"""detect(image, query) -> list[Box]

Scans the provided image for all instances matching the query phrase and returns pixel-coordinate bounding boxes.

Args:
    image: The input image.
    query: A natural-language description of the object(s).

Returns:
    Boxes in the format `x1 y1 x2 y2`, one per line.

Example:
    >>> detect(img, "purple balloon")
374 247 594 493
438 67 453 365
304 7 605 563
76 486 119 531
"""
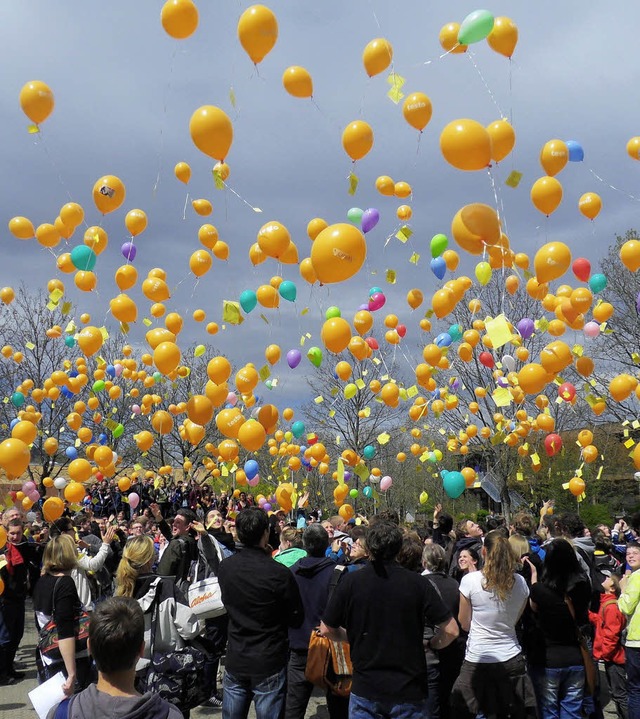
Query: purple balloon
287 349 302 369
361 208 380 234
517 318 535 339
358 303 369 311
121 242 137 261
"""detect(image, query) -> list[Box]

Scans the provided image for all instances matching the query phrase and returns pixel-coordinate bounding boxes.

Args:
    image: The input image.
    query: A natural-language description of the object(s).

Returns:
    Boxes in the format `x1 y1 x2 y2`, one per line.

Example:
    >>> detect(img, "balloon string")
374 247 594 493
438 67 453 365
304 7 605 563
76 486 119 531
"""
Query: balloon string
182 192 190 220
588 167 640 202
221 181 263 213
466 50 505 118
153 46 178 198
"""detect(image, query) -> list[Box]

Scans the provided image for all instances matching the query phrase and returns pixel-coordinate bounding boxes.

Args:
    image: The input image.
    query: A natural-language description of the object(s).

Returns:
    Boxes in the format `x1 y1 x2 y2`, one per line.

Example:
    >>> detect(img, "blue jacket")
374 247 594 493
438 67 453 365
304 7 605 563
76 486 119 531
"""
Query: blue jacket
288 556 337 650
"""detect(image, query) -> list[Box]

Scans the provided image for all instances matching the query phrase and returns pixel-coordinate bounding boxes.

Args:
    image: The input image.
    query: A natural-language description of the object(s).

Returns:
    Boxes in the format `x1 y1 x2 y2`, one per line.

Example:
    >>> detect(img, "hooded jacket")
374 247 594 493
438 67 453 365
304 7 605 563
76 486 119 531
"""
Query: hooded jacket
289 556 337 650
619 569 640 648
48 683 182 719
274 547 307 568
589 592 626 664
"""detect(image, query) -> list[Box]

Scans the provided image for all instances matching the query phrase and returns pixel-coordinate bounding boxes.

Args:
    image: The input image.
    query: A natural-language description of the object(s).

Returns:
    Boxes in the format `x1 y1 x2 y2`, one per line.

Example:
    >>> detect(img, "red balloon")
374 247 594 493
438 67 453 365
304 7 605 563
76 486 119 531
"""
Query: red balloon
396 324 407 338
479 351 495 369
365 337 379 350
544 433 563 457
558 382 576 402
95 471 104 482
572 258 591 283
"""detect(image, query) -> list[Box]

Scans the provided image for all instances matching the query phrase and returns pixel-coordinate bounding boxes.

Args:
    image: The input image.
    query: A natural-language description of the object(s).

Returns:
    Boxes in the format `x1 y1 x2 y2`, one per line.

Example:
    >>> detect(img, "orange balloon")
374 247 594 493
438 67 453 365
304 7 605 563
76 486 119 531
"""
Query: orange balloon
407 288 424 309
142 277 171 302
440 119 491 171
439 22 467 53
19 81 54 124
153 341 181 375
238 420 266 451
342 121 374 161
540 340 573 374
189 105 233 161
534 241 571 283
235 366 259 394
627 137 640 161
110 293 138 324
8 216 35 240
151 411 174 435
443 249 460 271
249 242 266 266
578 193 602 220
74 271 97 293
487 17 518 58
282 66 313 98
92 175 126 215
125 209 148 236
353 310 373 335
569 477 585 497
77 326 103 356
311 223 366 284
43 437 59 456
540 139 568 176
531 176 563 215
451 203 501 255
321 318 352 354
192 198 213 216
187 395 214 425
620 239 640 272
486 119 515 162
208 356 232 384
43 497 64 522
115 264 138 291
375 175 395 196
68 458 92 482
64 482 86 504
256 284 279 308
189 249 212 277
362 37 393 76
216 408 244 439
299 257 317 284
36 223 61 248
237 4 278 64
160 0 199 39
257 221 291 259
432 289 455 319
517 364 551 395
84 226 108 255
146 327 176 349
265 344 281 365
402 92 432 132
174 162 191 184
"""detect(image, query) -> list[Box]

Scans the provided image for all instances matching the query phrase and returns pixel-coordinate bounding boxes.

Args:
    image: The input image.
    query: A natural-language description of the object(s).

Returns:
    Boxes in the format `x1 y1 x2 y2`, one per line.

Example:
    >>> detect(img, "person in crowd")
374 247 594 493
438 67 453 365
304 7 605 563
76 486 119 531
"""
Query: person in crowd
592 528 624 574
346 526 369 572
451 529 535 719
512 511 547 562
526 537 592 719
149 504 198 588
286 524 347 719
448 518 483 577
453 546 480 583
47 597 182 719
0 517 44 683
422 543 465 719
218 507 304 719
590 572 627 719
33 535 94 694
397 533 425 573
273 526 307 567
206 508 235 555
432 503 454 550
321 521 459 719
619 542 640 719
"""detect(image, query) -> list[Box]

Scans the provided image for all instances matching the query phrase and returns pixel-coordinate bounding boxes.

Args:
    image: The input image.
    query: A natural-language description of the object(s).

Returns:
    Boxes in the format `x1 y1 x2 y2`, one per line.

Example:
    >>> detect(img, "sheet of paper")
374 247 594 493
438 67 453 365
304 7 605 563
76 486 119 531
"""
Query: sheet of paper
29 672 66 719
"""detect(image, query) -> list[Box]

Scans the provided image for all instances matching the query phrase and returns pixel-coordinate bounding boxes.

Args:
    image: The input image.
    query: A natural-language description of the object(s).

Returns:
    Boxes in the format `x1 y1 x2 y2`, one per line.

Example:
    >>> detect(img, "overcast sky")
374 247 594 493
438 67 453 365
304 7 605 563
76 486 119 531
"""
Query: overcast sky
2 1 640 405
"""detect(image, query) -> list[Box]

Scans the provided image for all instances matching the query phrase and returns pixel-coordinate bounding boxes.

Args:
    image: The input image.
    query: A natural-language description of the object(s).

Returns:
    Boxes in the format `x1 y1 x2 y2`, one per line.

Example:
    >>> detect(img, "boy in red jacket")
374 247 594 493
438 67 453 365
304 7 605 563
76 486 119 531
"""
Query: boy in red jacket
589 573 627 719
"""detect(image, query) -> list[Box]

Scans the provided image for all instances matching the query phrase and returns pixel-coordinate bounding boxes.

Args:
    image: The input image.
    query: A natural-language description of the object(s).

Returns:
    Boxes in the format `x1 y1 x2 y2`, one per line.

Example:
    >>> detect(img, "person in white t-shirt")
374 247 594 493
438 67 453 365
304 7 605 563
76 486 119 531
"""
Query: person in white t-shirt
451 529 538 719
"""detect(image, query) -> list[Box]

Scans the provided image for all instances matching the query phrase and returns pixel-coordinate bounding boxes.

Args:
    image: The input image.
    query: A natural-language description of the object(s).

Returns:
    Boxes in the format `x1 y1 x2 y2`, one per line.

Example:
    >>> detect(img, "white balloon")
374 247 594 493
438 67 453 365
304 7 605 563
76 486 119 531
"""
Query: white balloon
502 354 516 373
54 477 68 490
634 472 640 482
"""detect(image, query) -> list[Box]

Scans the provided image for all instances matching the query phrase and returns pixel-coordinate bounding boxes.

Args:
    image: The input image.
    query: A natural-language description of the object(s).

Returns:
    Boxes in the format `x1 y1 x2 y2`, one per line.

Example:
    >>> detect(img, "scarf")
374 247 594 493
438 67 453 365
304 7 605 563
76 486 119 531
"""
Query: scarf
4 542 25 575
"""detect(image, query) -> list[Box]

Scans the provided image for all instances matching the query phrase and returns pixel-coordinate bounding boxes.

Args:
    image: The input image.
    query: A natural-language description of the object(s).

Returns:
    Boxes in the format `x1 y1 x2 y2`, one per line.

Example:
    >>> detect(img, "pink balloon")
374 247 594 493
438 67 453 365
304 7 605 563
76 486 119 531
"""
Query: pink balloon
28 490 40 502
248 476 260 487
128 492 140 510
583 321 600 338
368 292 386 312
226 392 238 406
380 475 393 491
22 481 36 494
114 363 124 377
131 404 141 414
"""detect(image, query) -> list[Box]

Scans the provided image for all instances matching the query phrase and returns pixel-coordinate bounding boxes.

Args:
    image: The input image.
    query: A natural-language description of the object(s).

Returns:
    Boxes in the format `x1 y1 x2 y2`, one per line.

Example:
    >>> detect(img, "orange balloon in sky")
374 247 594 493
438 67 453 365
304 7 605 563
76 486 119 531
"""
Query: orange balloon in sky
362 38 393 77
311 224 367 284
161 0 199 39
237 4 278 64
342 121 374 161
93 175 126 215
189 105 233 161
530 176 563 215
534 242 571 283
439 23 467 53
282 66 313 98
486 119 515 162
402 93 432 132
451 203 501 255
19 81 54 124
540 139 568 176
487 17 518 58
440 119 491 171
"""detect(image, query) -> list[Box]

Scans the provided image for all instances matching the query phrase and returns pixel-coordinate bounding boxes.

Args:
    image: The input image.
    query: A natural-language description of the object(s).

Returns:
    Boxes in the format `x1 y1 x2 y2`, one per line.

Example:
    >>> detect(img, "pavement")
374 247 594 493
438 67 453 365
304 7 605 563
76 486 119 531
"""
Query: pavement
0 604 617 719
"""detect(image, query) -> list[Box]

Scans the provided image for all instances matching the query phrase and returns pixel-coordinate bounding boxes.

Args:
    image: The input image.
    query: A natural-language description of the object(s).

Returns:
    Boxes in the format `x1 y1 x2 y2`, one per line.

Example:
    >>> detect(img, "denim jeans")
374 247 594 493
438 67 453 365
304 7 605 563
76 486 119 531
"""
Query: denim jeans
222 667 286 719
531 665 585 719
626 647 640 719
349 691 429 719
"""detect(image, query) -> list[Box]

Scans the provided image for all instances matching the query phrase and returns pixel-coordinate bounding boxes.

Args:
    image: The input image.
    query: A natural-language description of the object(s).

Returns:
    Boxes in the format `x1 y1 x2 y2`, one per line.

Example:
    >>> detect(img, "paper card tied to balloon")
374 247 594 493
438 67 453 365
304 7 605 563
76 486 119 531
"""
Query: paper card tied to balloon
492 387 512 407
484 314 512 348
505 171 523 188
223 300 244 325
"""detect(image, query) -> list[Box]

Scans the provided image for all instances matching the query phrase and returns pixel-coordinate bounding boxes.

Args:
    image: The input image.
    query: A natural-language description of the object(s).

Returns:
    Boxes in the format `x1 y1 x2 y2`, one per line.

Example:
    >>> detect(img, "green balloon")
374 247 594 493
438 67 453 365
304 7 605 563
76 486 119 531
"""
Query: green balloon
349 488 358 498
70 244 97 271
458 9 495 45
307 346 323 367
347 207 364 224
92 380 105 392
153 372 163 382
325 306 341 319
430 233 448 258
113 423 124 439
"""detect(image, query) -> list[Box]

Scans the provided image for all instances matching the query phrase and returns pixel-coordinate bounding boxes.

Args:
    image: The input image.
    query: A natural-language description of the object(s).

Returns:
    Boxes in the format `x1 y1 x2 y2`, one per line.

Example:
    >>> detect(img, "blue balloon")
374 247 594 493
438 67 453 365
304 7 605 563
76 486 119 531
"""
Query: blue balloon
106 365 116 377
566 140 584 162
61 387 74 398
430 257 447 280
443 471 466 499
9 418 19 429
291 420 306 438
65 446 78 460
69 370 78 378
435 332 452 348
244 459 259 479
99 433 108 445
239 290 258 313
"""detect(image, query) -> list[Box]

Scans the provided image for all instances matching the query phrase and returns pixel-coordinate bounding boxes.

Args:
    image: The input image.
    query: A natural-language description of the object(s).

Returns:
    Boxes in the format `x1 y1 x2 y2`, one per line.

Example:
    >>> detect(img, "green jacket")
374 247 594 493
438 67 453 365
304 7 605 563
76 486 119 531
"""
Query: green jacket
618 569 640 647
273 547 307 568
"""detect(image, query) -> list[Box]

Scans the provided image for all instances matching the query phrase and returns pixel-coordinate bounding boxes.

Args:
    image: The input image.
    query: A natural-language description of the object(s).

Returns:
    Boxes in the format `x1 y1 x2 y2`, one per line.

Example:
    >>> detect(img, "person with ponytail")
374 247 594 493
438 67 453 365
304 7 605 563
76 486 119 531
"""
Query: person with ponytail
451 529 537 719
114 536 199 677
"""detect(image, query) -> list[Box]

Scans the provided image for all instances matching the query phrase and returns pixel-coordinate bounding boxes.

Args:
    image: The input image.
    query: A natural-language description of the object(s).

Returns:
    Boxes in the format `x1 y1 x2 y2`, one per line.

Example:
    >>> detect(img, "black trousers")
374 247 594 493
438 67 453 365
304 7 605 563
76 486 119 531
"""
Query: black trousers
1 600 25 671
285 649 348 719
604 661 628 719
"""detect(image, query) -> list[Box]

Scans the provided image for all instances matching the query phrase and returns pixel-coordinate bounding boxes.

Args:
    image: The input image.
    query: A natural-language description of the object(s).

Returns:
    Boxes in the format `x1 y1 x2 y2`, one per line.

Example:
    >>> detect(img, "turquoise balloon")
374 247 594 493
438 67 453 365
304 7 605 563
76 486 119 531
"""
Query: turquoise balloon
458 9 495 44
448 324 463 342
65 336 75 347
363 444 376 460
112 423 124 439
443 470 466 499
279 280 297 302
430 233 448 258
70 244 97 271
363 486 373 499
291 420 305 438
307 346 323 367
369 286 383 297
92 380 106 392
347 207 364 224
325 306 341 319
11 391 25 407
239 289 258 313
153 372 163 382
588 273 607 293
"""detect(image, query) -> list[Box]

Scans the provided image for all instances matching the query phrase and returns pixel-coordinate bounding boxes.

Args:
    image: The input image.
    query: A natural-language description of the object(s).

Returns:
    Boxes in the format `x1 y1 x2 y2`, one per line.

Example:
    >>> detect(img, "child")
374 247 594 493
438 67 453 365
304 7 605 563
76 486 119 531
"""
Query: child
589 572 627 719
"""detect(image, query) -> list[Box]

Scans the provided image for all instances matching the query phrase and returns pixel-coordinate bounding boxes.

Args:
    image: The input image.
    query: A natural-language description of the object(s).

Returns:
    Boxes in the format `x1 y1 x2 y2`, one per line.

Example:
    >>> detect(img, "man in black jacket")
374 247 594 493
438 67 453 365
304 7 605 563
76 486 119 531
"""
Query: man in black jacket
150 504 198 589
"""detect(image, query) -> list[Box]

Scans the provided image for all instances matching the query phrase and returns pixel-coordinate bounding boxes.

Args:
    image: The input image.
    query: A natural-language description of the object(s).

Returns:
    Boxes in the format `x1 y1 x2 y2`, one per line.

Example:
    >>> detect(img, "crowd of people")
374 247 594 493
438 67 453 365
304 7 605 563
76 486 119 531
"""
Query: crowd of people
1 482 640 719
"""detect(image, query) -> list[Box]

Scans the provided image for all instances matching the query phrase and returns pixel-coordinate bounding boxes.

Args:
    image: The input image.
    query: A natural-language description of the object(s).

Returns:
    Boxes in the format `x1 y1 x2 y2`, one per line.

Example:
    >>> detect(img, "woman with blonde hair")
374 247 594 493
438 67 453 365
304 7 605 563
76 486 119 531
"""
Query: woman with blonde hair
273 526 306 567
451 530 537 719
33 535 94 695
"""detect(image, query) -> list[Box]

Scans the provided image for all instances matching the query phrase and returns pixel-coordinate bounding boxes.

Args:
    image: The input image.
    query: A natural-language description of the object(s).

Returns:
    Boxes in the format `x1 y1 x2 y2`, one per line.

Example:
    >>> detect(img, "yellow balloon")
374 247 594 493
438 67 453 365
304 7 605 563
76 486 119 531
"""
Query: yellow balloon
189 249 213 277
174 162 191 184
160 0 199 39
540 139 568 177
77 326 103 357
620 239 640 272
93 175 126 215
439 22 467 53
142 276 171 302
299 257 317 284
530 176 563 216
282 66 313 98
19 81 54 124
84 226 108 254
440 119 491 171
8 216 35 240
310 224 367 284
237 4 278 64
627 137 640 161
192 198 213 216
578 193 602 220
154 341 181 375
125 209 148 236
115 264 138 291
402 92 432 132
60 202 84 229
36 223 61 248
486 119 515 162
321 318 352 354
189 105 233 161
257 221 291 259
534 242 571 283
487 17 518 58
342 121 374 162
362 38 393 77
110 293 138 323
451 203 501 255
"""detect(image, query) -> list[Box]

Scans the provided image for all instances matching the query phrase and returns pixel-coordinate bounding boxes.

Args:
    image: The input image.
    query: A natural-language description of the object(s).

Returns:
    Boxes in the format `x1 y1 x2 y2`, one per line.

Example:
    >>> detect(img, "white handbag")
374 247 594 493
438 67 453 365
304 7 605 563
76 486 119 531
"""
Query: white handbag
187 538 226 619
